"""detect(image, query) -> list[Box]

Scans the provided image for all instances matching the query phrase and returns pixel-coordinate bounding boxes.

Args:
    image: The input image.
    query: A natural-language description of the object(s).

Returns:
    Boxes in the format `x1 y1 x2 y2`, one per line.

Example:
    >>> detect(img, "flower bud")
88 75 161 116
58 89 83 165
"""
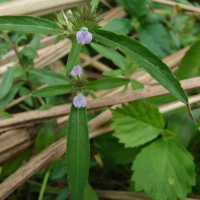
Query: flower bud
73 93 87 108
76 27 93 45
70 65 83 77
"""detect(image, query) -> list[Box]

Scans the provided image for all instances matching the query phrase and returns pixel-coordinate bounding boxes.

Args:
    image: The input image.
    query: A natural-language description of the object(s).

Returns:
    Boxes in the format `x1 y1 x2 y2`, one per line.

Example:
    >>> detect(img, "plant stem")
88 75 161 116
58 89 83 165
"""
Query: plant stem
38 168 51 200
2 31 25 69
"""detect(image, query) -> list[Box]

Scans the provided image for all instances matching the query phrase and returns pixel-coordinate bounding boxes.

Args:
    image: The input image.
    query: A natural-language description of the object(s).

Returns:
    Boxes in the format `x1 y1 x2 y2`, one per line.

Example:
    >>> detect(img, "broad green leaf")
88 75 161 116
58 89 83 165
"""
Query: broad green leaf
29 68 68 85
82 184 98 200
66 40 82 76
0 66 17 99
132 138 196 200
67 106 90 200
33 85 71 97
112 101 165 148
94 29 188 103
103 69 124 77
0 16 62 34
87 78 130 91
104 18 132 36
95 134 139 165
35 121 55 152
138 22 171 57
176 40 200 79
116 0 148 18
91 43 125 68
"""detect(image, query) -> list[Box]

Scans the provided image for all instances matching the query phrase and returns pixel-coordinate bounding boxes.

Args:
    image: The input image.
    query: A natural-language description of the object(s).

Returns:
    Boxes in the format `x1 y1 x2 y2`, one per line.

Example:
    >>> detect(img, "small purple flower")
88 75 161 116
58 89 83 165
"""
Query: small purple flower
70 65 83 77
76 27 93 45
73 93 87 108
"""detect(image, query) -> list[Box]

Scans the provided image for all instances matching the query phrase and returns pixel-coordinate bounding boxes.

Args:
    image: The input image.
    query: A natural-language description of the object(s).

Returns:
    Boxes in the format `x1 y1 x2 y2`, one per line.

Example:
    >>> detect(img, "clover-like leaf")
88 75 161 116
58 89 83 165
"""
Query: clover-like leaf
132 138 196 200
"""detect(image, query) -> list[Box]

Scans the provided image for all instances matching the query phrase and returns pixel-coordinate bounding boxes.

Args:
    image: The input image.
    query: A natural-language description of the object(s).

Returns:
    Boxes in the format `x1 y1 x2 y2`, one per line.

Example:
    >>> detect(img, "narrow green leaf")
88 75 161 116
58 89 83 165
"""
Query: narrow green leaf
90 0 100 10
66 40 82 76
33 85 71 97
29 68 68 85
94 30 188 103
87 78 130 91
0 16 62 34
0 83 22 109
67 106 90 200
91 43 125 68
35 121 55 152
0 66 17 99
112 101 165 148
132 138 196 200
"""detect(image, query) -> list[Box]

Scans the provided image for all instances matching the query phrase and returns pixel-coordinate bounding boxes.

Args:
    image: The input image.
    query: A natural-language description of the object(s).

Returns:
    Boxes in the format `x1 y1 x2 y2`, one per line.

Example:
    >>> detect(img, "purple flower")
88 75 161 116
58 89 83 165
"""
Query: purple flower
76 27 93 45
73 93 87 108
70 65 83 77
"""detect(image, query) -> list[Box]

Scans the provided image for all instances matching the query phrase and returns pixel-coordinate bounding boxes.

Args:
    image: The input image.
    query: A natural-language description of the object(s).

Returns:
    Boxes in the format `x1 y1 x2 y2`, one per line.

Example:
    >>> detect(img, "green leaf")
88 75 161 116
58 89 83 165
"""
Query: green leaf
82 184 98 200
87 78 130 91
116 0 148 18
67 106 90 200
55 189 69 200
112 101 165 148
0 83 22 109
29 68 68 86
0 110 12 118
138 22 171 57
103 69 124 77
33 85 71 97
91 43 125 68
0 16 62 34
176 40 200 79
35 121 55 152
104 18 132 36
132 138 196 200
94 29 188 103
0 66 17 99
90 0 100 10
66 40 82 76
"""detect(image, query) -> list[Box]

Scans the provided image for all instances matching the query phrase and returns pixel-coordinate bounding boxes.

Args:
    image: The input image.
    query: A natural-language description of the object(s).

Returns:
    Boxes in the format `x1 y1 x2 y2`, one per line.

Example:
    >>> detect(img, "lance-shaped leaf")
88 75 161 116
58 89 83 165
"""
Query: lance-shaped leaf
87 78 130 91
132 138 196 200
0 16 62 34
112 101 165 148
94 30 188 104
66 40 82 76
33 85 71 97
66 106 90 200
0 66 17 100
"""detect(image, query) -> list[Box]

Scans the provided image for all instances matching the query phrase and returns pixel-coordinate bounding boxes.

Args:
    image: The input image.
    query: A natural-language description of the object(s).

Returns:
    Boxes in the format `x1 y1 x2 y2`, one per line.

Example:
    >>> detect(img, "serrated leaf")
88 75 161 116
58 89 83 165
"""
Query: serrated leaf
33 85 71 97
87 78 130 91
132 138 196 200
0 16 62 34
29 68 68 86
66 40 82 76
94 30 188 103
0 66 17 99
112 101 165 148
67 106 90 200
